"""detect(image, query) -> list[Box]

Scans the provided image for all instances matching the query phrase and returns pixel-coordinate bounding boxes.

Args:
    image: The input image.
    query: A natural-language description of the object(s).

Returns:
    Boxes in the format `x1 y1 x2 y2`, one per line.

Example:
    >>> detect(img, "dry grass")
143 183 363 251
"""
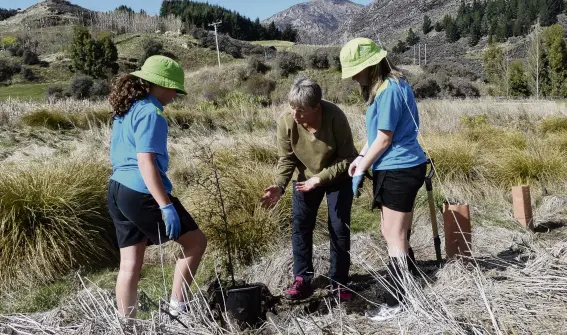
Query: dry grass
1 97 567 333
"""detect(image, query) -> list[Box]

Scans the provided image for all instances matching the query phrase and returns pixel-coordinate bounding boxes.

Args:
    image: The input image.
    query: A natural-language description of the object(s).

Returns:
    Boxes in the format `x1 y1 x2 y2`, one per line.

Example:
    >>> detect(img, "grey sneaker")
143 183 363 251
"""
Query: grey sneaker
365 304 405 322
169 299 188 317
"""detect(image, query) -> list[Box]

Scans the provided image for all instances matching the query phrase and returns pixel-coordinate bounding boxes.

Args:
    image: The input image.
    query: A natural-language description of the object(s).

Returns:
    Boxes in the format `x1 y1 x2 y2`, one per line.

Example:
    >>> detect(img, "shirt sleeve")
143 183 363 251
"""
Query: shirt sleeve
275 115 298 191
133 105 168 155
376 84 403 132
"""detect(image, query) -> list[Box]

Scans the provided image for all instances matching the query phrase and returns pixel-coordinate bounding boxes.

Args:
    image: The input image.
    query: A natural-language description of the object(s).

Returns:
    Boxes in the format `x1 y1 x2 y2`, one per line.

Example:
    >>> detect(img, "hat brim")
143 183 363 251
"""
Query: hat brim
341 49 388 79
131 71 187 95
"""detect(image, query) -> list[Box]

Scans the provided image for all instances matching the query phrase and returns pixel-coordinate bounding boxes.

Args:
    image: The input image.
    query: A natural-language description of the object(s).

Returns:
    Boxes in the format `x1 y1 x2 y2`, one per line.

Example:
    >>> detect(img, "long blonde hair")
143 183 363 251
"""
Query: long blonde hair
365 58 404 105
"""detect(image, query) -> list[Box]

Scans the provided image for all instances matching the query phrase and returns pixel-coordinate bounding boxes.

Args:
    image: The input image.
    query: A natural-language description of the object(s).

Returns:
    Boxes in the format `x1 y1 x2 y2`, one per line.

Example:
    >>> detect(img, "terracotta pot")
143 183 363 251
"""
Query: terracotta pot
512 185 534 231
443 203 472 260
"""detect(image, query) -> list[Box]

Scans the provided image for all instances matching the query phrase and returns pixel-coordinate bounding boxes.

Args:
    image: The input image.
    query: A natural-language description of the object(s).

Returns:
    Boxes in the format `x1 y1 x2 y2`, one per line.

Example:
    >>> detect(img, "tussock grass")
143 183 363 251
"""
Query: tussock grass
487 143 567 186
460 114 527 149
20 108 75 130
546 131 567 153
540 115 567 134
0 155 116 289
19 108 111 130
422 134 482 181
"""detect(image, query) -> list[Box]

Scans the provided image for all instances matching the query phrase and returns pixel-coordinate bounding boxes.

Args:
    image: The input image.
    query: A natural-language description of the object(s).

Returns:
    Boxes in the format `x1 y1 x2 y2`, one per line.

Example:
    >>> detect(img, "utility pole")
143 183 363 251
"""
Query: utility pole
413 45 416 65
425 44 427 65
536 20 540 100
209 21 222 68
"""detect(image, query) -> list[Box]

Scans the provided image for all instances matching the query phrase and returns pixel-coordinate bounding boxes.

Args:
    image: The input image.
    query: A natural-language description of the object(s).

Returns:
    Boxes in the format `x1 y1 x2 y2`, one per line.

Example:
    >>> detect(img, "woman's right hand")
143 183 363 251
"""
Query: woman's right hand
261 185 283 209
349 156 363 177
160 203 181 240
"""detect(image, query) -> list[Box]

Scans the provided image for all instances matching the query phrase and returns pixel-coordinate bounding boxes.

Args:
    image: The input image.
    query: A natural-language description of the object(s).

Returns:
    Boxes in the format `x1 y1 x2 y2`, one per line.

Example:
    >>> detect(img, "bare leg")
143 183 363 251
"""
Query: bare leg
171 229 207 303
116 240 147 318
381 206 413 257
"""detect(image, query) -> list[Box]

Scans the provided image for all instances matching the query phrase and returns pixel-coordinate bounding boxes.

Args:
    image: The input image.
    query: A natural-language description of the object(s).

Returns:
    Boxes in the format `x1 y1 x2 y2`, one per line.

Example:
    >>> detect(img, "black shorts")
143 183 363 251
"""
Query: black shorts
107 179 199 248
372 163 427 213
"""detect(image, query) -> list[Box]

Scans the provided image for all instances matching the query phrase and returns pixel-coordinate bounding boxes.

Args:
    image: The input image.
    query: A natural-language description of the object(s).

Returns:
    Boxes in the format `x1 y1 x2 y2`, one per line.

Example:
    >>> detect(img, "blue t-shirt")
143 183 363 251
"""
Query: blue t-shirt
110 95 172 194
366 78 427 171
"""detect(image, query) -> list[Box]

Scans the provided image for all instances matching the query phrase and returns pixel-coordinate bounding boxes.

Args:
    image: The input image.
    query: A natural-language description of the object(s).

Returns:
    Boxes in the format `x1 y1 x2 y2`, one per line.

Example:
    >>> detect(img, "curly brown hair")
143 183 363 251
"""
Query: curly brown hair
108 74 151 117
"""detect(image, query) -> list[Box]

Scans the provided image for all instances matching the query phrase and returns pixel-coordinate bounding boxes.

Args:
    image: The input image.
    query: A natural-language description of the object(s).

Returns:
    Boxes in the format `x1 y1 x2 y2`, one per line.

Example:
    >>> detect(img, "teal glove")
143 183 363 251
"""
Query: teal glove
160 203 181 240
352 174 365 198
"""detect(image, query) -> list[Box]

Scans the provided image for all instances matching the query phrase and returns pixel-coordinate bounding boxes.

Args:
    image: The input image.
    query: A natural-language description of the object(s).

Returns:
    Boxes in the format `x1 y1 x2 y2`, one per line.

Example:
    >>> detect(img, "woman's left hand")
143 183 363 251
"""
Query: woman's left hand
296 177 321 192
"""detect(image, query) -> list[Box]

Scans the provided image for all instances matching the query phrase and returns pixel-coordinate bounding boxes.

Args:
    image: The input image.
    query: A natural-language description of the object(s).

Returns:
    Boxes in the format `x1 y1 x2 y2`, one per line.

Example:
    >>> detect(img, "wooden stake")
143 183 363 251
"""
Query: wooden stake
512 185 534 231
443 203 472 260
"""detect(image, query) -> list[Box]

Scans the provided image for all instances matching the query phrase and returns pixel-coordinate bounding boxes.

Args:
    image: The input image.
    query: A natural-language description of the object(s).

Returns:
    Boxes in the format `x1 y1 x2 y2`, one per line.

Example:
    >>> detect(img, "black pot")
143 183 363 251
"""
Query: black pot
215 284 263 326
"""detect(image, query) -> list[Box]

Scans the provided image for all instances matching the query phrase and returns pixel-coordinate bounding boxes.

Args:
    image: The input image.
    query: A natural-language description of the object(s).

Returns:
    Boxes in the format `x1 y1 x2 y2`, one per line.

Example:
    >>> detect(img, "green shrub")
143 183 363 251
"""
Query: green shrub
276 51 305 77
413 77 441 99
68 75 94 100
307 49 330 69
0 59 19 82
540 116 567 134
46 85 67 100
23 50 40 65
244 75 276 101
90 79 111 99
0 157 115 289
22 67 38 82
246 57 269 75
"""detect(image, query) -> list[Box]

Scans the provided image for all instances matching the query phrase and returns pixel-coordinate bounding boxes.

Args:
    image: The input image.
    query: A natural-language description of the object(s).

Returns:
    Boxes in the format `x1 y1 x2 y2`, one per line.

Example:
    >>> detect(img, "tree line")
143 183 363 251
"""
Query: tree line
427 0 564 46
159 0 298 42
0 8 18 21
483 23 567 98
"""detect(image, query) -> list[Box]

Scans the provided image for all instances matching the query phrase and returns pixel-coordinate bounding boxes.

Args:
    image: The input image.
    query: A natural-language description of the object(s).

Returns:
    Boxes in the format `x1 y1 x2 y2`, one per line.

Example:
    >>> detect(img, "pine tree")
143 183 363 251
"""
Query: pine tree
99 33 119 75
508 61 531 97
70 26 91 76
70 26 118 78
539 0 561 26
406 28 419 46
423 15 433 34
513 1 530 36
445 17 460 42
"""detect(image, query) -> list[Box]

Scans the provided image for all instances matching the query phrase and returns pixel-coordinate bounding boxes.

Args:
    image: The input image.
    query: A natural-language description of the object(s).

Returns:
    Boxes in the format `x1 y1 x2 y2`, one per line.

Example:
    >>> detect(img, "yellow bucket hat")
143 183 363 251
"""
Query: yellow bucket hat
131 55 187 95
340 38 388 79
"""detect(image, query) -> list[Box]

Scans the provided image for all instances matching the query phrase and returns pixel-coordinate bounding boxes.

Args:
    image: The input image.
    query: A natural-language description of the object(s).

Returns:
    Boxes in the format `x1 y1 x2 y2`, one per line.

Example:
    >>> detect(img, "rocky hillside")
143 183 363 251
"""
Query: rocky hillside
0 0 91 28
262 0 363 44
334 0 461 45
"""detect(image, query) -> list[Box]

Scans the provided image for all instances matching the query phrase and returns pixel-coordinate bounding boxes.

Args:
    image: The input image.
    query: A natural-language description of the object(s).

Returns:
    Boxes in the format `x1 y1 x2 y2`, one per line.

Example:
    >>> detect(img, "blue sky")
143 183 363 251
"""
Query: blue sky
1 0 373 20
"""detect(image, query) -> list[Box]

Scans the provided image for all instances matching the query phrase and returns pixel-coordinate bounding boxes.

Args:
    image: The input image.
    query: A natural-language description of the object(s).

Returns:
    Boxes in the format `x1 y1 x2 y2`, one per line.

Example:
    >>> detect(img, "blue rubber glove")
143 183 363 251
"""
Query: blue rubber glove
160 203 181 240
352 173 365 198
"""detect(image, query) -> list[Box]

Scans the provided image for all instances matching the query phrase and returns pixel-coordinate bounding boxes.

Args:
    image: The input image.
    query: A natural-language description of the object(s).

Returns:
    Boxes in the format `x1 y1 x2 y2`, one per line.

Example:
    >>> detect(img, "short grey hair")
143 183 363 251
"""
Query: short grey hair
288 76 322 108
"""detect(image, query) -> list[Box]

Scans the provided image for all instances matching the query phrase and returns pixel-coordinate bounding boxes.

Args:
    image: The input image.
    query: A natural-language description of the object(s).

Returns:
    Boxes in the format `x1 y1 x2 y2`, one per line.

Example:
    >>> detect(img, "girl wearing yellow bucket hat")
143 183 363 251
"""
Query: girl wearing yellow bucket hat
340 38 428 321
107 55 207 318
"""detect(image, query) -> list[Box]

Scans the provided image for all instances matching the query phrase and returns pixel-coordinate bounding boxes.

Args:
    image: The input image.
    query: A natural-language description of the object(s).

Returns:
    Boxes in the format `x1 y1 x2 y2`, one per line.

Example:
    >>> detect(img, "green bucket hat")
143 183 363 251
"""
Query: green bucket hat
340 37 388 79
131 55 187 95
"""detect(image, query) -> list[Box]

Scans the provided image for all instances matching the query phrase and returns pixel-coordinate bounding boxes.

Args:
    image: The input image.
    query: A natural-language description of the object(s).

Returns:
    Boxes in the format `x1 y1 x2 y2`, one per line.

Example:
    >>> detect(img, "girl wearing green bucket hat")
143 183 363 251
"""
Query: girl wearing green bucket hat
340 38 428 321
107 55 207 318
